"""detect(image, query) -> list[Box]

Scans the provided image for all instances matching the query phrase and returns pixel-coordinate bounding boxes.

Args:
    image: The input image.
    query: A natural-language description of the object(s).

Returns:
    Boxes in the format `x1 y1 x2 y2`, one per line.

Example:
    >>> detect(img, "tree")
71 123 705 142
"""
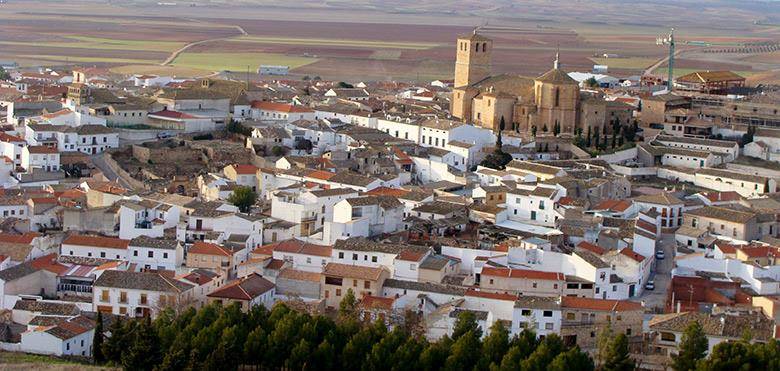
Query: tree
542 124 549 133
602 333 634 371
0 67 9 81
672 321 708 371
479 321 509 369
122 316 160 371
336 81 354 88
227 186 257 213
451 310 481 340
586 125 592 147
531 125 538 138
553 121 561 136
585 77 599 88
271 145 285 157
92 311 105 363
102 317 127 363
742 124 756 147
522 334 564 371
444 330 481 371
548 347 594 371
338 288 358 323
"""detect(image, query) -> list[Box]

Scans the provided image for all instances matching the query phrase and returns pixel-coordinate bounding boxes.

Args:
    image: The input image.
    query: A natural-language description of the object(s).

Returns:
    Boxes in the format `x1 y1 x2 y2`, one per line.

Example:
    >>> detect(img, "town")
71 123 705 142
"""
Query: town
0 16 779 371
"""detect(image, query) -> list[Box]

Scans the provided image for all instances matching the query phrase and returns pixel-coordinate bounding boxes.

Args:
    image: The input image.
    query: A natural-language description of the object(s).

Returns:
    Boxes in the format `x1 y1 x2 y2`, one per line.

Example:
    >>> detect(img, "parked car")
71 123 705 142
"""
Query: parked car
656 250 665 260
645 280 655 290
157 132 173 139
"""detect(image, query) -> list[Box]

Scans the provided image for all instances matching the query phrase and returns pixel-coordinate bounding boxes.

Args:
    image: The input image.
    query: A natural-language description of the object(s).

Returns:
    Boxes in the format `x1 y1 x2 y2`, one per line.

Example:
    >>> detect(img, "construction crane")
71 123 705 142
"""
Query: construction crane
656 28 676 92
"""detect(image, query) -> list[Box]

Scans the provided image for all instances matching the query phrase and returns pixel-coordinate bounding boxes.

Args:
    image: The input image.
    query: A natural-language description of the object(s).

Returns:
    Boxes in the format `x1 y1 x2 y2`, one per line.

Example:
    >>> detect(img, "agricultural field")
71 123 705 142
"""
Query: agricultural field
0 0 778 82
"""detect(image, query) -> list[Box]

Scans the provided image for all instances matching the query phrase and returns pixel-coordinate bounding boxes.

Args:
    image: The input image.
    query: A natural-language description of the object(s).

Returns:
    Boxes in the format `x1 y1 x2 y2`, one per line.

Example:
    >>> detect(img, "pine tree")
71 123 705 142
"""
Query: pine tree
542 124 549 133
522 334 564 371
102 316 127 364
548 347 594 371
451 310 481 340
444 330 481 371
531 125 538 137
602 333 635 371
339 288 358 323
672 321 708 371
92 311 104 363
586 126 592 147
122 316 160 371
479 321 509 369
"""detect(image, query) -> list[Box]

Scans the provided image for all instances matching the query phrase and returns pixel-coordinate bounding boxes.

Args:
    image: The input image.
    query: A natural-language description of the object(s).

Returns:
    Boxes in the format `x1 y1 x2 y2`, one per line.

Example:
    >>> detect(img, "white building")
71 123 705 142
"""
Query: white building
92 270 194 318
128 236 183 271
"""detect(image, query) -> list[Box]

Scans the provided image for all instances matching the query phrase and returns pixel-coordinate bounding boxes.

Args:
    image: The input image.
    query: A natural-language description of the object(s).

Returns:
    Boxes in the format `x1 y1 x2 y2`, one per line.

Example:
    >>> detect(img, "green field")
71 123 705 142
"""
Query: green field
589 57 658 69
233 36 439 50
0 36 183 52
171 52 318 72
18 54 157 65
109 64 212 78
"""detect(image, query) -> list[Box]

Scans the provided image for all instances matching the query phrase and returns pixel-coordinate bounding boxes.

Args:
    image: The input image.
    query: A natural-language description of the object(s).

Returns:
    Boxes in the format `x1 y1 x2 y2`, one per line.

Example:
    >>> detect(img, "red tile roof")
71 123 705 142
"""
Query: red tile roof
636 219 658 234
361 295 395 310
271 239 332 257
189 241 233 256
396 249 428 262
305 169 336 181
28 146 59 154
577 241 606 255
465 288 518 301
323 262 385 280
148 110 198 119
30 253 69 275
561 296 642 311
480 266 564 281
250 101 313 113
62 234 130 250
702 191 742 203
620 248 646 263
0 232 40 245
207 273 274 300
593 199 632 212
231 164 259 175
366 187 411 197
0 132 25 143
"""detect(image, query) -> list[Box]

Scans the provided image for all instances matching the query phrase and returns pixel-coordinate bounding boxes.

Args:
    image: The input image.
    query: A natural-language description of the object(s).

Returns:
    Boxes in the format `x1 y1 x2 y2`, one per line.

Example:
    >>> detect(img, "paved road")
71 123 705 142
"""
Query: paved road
161 19 247 66
639 233 675 311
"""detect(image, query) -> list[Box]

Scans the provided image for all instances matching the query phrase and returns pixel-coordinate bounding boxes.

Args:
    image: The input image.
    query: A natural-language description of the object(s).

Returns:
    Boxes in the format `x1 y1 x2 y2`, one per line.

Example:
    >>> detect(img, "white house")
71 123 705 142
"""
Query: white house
60 234 130 261
19 316 95 357
118 198 181 240
93 270 194 318
20 146 60 172
128 236 183 271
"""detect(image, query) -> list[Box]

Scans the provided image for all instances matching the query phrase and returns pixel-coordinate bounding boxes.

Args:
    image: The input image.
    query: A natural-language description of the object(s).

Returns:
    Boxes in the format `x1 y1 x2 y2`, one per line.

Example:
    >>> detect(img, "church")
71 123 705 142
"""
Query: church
450 31 633 137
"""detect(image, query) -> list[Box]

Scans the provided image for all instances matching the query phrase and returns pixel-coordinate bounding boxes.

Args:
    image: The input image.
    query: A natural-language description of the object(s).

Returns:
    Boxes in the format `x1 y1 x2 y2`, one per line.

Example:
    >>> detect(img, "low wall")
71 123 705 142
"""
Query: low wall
598 146 638 164
101 152 147 191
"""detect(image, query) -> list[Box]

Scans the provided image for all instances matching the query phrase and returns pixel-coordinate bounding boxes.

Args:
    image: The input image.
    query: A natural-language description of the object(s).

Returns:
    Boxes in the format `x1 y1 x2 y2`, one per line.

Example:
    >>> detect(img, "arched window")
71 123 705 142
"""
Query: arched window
554 88 560 107
475 43 479 52
482 43 487 52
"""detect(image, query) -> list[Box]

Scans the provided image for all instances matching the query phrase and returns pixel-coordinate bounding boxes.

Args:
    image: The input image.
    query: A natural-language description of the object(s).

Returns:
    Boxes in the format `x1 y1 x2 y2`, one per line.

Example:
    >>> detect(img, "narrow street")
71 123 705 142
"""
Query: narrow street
90 153 132 189
639 233 676 312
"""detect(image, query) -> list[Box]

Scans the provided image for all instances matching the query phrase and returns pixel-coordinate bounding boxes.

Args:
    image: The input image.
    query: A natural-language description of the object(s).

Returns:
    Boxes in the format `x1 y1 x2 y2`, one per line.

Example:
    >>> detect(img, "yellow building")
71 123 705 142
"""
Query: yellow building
450 32 633 137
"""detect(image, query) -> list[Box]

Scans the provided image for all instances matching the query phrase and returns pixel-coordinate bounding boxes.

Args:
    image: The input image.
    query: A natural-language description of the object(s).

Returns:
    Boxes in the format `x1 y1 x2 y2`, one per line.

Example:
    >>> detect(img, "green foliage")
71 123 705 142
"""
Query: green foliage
192 133 214 140
602 333 634 371
0 67 10 81
672 321 708 371
337 81 354 88
92 311 104 364
227 119 252 136
585 77 599 88
452 310 482 340
742 124 756 147
338 288 358 322
96 302 599 370
271 145 285 157
227 186 257 213
480 127 512 170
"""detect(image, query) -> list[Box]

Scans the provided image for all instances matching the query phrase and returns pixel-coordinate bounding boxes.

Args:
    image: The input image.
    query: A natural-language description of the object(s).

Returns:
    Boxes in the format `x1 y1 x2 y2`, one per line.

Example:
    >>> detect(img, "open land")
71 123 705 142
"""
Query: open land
0 1 778 82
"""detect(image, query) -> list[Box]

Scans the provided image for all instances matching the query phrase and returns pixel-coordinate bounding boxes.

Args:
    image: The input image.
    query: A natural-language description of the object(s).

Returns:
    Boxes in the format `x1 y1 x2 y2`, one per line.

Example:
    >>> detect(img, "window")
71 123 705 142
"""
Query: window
338 252 344 259
352 253 358 261
140 294 147 305
364 281 371 289
101 290 109 302
119 291 128 304
100 252 106 258
148 251 154 258
566 312 576 320
371 256 377 263
410 264 417 271
119 307 127 315
163 252 168 259
521 309 531 316
133 250 138 257
532 282 537 288
545 323 554 330
660 332 675 342
336 289 342 296
543 310 553 317
353 279 358 287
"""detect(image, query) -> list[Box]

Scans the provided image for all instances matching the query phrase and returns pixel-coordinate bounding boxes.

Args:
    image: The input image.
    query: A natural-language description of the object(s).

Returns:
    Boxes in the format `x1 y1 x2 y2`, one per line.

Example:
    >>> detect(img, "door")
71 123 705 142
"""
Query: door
628 284 635 297
196 219 203 230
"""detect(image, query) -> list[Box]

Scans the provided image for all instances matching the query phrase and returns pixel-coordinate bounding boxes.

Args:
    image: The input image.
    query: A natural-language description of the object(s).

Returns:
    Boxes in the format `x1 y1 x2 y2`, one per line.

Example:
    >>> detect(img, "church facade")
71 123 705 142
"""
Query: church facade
450 32 633 137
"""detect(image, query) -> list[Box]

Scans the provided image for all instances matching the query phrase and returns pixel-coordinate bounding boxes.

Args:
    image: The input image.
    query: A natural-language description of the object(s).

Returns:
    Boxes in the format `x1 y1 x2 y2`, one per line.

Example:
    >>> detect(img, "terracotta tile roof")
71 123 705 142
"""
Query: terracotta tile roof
481 266 564 281
30 253 69 275
94 270 193 292
0 232 40 244
715 242 738 255
396 249 428 262
265 258 286 270
737 245 780 258
231 164 259 175
252 243 276 256
633 192 683 206
361 295 395 310
148 110 198 119
86 181 127 195
305 169 336 181
561 296 642 311
62 234 130 250
576 241 606 255
619 248 646 263
189 241 233 257
465 288 518 301
271 239 332 257
592 199 632 212
701 191 742 203
676 70 745 83
0 132 25 142
181 269 220 285
636 219 657 234
365 187 410 197
207 273 274 300
322 262 386 281
250 101 313 113
41 108 72 119
278 267 321 282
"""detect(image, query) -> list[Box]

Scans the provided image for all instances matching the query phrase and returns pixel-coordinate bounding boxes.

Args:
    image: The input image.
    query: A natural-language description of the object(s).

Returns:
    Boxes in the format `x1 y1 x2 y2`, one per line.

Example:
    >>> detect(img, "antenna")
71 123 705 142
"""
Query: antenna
656 28 676 92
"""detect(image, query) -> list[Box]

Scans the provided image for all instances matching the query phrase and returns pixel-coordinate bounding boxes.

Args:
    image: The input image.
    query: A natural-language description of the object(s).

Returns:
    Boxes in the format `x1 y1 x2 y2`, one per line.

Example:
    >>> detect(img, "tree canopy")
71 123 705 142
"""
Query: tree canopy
227 186 257 213
94 302 596 371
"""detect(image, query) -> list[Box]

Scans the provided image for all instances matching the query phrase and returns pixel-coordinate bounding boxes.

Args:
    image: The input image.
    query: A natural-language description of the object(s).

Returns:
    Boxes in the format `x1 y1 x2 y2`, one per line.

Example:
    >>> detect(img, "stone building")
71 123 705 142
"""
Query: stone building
450 32 634 137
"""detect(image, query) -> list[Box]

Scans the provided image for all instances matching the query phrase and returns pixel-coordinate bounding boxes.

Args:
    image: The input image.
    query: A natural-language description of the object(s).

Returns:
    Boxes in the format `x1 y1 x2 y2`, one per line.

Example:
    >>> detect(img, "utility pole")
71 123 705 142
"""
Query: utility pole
656 28 676 92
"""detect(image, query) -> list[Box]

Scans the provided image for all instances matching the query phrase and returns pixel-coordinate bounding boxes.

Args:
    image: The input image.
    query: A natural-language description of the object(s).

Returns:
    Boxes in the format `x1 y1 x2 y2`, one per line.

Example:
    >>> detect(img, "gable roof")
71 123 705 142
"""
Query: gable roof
94 270 193 292
62 234 130 250
206 273 274 300
322 262 386 281
481 266 564 281
189 241 234 256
